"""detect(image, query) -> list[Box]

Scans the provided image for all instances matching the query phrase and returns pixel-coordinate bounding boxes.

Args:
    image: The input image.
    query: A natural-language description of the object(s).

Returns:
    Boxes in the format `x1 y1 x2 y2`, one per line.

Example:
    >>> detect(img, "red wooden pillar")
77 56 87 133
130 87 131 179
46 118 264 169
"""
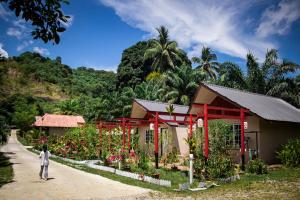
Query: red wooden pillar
122 118 126 151
108 126 112 152
154 112 159 169
128 124 131 152
189 113 193 138
99 124 103 157
204 104 209 160
240 108 245 169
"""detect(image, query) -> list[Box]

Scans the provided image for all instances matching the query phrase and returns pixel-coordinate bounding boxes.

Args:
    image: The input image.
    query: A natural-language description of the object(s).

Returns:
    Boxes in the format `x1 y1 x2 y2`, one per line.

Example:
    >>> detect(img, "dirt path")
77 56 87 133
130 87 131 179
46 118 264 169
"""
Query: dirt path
0 130 150 200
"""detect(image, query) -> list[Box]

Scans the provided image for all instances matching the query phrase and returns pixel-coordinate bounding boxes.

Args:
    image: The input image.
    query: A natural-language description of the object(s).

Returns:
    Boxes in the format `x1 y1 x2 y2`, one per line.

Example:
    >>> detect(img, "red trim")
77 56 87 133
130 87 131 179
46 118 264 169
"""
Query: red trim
128 124 131 150
240 108 245 156
189 114 193 138
154 112 159 154
204 104 209 159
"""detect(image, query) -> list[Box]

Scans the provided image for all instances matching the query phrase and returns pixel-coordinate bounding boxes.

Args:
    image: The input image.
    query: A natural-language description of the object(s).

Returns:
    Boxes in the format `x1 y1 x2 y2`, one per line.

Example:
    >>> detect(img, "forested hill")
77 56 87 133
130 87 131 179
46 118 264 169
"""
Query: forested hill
0 52 119 130
0 30 299 133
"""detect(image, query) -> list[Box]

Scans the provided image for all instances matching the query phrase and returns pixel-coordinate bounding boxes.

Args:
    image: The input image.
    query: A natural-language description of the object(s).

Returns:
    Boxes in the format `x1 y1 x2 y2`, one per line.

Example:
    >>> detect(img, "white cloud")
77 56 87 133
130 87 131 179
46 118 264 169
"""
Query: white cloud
17 40 34 51
6 20 30 40
100 0 277 60
0 43 9 58
6 27 22 39
256 0 300 38
0 4 12 21
33 47 50 56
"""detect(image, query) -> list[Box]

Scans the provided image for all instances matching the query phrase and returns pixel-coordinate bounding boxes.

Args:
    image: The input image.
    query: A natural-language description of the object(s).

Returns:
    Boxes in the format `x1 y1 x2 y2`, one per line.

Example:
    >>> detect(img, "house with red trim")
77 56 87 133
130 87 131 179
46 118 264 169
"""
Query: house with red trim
128 83 300 164
34 113 85 135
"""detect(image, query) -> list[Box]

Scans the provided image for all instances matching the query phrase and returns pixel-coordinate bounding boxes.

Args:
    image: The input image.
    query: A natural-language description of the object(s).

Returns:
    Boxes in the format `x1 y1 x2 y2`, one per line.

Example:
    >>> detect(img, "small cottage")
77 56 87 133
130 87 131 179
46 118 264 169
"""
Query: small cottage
34 113 85 135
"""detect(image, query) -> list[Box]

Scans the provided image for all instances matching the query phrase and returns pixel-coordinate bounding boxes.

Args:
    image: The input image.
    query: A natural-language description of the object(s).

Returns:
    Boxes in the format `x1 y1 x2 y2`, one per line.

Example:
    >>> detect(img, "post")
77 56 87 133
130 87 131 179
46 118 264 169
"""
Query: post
122 118 126 151
154 112 159 169
189 153 194 184
240 108 245 170
189 113 193 138
109 127 112 152
128 124 131 152
204 104 209 161
99 124 102 157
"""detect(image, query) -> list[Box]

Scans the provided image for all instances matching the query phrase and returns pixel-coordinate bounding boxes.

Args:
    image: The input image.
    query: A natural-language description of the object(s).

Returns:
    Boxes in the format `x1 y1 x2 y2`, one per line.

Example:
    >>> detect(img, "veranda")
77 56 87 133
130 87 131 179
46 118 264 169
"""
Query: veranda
97 103 249 169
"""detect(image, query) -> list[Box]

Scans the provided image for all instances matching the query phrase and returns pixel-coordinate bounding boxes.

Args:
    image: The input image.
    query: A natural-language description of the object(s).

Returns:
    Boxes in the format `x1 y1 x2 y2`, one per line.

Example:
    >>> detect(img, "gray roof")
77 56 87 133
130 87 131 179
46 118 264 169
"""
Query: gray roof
202 83 300 123
134 99 189 126
135 99 189 114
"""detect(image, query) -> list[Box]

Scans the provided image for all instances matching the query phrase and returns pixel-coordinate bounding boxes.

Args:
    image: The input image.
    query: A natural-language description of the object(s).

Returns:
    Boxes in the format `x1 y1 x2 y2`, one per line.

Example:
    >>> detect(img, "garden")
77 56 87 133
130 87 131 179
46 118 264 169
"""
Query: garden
18 119 300 191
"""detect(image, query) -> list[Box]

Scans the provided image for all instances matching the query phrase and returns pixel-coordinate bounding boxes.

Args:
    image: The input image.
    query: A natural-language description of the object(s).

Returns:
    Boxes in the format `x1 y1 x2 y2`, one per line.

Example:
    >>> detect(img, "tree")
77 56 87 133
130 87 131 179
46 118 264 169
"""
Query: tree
163 65 205 105
134 79 165 101
217 62 247 90
116 41 151 88
1 0 70 44
192 47 220 80
246 53 265 93
144 26 187 72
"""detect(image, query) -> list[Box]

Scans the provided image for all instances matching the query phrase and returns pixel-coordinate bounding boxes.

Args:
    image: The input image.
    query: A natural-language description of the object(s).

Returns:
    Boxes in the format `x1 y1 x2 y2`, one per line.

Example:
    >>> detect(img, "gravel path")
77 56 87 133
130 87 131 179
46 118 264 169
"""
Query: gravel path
0 130 150 200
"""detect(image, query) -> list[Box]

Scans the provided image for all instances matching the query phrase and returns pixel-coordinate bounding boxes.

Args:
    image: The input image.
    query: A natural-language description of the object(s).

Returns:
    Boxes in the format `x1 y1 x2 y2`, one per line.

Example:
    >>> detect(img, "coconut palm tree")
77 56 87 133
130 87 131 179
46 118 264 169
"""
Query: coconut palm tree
192 47 220 80
134 79 165 101
217 62 247 90
163 65 205 105
144 26 185 72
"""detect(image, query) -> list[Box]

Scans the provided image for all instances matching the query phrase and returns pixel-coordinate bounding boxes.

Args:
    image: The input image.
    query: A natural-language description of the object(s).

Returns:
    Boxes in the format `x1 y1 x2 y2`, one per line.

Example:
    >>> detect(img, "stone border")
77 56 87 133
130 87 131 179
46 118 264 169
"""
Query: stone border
32 149 171 187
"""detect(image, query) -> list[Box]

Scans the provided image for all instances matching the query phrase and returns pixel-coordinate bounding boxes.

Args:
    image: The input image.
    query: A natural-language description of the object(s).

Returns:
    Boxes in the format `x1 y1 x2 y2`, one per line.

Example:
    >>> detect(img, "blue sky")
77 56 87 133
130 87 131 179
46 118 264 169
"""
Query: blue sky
1 0 300 73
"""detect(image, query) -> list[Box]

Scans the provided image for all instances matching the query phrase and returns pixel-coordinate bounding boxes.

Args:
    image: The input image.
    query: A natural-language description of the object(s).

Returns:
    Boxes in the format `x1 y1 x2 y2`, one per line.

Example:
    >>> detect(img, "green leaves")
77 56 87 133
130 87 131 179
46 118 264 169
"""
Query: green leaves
277 138 300 168
3 0 70 44
144 26 186 72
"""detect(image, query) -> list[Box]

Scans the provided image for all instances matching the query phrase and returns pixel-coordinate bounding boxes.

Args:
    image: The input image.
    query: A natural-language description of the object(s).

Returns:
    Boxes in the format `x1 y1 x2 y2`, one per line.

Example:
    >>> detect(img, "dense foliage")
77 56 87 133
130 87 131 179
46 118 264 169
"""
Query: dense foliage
0 0 70 44
0 26 299 134
193 121 235 180
277 138 300 168
246 159 268 175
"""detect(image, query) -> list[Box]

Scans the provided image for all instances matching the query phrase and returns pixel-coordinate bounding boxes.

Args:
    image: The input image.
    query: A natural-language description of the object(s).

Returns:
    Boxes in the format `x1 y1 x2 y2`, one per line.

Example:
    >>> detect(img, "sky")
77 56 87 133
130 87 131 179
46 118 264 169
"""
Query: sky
0 0 300 73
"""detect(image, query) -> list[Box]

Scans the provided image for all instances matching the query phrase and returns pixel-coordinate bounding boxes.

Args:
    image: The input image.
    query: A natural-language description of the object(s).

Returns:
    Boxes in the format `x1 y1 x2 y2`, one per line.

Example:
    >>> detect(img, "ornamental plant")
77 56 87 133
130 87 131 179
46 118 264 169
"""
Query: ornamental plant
246 158 268 174
277 138 300 168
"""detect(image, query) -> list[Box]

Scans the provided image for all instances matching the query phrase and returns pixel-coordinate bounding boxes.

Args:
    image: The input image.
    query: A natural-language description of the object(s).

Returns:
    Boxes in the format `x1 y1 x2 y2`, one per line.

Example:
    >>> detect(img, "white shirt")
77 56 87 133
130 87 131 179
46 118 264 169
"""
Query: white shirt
39 151 51 166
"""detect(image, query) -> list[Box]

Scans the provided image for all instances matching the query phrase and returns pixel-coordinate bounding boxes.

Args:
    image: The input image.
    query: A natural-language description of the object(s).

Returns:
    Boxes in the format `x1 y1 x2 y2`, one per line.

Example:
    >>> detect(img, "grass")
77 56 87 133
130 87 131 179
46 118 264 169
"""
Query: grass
0 152 13 188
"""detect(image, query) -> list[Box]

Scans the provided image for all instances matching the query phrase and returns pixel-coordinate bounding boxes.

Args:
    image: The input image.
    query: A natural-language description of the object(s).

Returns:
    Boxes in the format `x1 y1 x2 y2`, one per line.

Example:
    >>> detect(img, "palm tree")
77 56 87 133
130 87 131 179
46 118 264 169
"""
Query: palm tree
246 49 299 96
134 79 164 101
192 47 220 80
163 65 205 105
246 53 265 93
217 62 247 90
144 26 185 72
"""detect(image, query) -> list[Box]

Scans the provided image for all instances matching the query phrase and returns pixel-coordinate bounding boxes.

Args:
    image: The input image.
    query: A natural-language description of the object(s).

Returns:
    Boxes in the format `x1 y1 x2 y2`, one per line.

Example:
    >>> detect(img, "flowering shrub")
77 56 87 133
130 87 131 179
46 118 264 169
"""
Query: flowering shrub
277 138 300 168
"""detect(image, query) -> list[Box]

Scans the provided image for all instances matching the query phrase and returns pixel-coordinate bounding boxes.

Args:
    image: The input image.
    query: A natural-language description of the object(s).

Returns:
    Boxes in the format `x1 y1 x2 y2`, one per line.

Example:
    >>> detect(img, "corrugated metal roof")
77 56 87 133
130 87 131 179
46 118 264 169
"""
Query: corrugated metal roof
34 113 85 128
134 99 189 126
202 83 300 123
135 99 188 114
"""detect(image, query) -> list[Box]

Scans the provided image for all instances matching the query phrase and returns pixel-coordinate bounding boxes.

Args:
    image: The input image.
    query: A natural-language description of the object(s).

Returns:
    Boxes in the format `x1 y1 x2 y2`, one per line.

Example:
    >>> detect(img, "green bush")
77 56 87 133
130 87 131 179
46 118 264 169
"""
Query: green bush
206 154 235 179
246 159 268 174
277 138 300 168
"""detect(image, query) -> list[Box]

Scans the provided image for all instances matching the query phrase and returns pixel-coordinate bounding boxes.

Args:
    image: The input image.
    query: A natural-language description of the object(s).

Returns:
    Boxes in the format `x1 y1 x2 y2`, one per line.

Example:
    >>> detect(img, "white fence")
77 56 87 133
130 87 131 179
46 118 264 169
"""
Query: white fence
33 149 171 187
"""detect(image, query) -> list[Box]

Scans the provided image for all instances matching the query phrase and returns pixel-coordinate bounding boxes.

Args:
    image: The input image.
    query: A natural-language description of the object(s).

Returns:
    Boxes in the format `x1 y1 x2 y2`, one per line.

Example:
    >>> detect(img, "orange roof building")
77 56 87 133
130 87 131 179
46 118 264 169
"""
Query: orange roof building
34 114 85 135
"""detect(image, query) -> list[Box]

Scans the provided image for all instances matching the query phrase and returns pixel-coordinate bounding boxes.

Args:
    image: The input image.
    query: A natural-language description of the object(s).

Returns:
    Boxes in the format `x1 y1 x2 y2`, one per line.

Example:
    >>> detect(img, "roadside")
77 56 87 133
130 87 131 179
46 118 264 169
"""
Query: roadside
0 152 13 188
0 130 150 200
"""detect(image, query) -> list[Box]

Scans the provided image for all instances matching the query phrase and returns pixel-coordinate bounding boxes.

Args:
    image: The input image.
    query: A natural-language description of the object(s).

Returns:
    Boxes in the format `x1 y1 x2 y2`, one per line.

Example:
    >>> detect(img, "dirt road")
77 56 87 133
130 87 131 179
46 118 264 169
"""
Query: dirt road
0 130 150 200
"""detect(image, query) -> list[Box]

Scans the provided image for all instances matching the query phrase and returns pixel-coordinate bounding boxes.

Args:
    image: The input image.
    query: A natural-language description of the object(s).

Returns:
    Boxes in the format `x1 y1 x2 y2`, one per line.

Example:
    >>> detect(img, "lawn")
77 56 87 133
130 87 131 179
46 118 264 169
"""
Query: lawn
0 152 13 188
154 167 300 200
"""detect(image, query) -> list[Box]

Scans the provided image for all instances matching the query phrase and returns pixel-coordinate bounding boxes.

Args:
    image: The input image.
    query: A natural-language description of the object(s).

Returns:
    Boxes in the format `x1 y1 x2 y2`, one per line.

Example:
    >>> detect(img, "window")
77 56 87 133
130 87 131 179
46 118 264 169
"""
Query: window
226 124 241 148
145 130 153 143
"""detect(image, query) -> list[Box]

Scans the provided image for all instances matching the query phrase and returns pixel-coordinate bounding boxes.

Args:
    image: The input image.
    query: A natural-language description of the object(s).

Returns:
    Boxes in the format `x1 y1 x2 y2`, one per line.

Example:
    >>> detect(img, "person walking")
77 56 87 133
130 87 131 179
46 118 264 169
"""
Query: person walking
39 144 51 180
